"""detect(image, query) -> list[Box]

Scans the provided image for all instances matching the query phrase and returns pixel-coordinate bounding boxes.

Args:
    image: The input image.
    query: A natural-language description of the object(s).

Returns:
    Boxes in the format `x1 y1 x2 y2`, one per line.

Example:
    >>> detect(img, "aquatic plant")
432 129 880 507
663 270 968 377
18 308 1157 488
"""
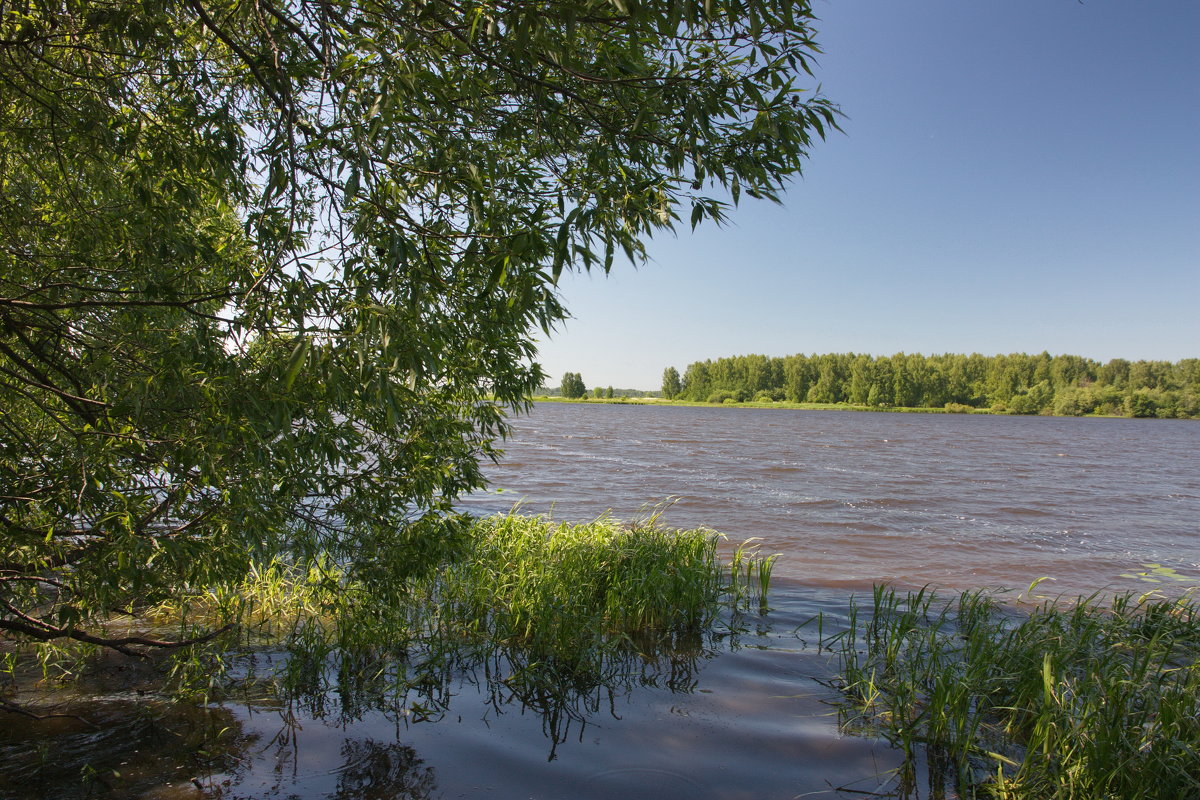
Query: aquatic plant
142 513 774 712
826 586 1200 798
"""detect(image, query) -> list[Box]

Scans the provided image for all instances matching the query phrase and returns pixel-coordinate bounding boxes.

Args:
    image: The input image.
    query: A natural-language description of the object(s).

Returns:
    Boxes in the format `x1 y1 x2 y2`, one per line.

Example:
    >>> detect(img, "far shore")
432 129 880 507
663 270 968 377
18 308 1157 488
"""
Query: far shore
531 395 1145 419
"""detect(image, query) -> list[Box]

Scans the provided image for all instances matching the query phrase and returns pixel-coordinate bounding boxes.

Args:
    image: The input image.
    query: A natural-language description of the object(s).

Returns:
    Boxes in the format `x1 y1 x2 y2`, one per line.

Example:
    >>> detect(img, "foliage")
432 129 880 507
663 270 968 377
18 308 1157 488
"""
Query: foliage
669 352 1200 417
0 0 836 655
536 385 657 398
661 366 683 399
827 586 1200 799
559 371 587 399
162 513 774 715
3 513 775 777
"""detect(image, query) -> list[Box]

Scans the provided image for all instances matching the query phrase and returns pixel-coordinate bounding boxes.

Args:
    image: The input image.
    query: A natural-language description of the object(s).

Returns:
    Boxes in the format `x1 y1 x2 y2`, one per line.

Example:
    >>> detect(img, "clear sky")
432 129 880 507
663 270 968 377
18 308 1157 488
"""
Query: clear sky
533 0 1199 391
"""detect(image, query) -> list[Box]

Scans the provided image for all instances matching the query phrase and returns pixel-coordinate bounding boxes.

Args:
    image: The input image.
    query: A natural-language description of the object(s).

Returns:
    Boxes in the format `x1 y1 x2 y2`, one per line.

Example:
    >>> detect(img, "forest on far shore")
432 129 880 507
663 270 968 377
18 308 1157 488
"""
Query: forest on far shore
661 352 1200 418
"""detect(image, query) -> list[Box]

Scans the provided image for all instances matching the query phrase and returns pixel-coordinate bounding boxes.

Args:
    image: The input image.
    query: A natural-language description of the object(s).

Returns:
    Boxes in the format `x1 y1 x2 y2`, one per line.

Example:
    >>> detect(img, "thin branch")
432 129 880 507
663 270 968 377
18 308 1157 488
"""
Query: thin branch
0 610 235 658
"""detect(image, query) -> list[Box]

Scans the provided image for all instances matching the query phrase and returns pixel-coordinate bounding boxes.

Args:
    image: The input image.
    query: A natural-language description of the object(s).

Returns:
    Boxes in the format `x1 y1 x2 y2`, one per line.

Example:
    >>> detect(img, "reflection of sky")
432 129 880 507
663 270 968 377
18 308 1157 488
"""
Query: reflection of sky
0 588 880 800
536 0 1200 389
199 588 901 800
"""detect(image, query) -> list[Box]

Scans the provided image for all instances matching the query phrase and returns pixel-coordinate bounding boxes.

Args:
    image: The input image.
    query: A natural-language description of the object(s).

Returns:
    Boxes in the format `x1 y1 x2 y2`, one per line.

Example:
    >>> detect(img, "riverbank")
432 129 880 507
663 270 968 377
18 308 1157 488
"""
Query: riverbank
532 394 1141 418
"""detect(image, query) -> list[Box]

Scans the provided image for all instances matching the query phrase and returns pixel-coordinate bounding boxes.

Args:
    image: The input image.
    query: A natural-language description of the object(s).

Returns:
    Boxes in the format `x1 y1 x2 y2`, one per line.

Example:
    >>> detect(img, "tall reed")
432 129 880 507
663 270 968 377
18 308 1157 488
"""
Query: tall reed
150 512 776 717
827 587 1200 798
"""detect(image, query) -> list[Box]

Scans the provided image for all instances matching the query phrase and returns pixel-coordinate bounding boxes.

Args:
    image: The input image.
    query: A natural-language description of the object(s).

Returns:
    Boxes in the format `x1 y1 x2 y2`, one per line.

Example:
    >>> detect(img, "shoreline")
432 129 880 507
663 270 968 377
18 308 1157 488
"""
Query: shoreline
530 395 1154 419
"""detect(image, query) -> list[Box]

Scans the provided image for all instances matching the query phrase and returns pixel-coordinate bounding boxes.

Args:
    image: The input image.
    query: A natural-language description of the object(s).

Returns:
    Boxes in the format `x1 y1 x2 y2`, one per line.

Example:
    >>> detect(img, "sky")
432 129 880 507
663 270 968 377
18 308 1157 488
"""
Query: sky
533 0 1200 391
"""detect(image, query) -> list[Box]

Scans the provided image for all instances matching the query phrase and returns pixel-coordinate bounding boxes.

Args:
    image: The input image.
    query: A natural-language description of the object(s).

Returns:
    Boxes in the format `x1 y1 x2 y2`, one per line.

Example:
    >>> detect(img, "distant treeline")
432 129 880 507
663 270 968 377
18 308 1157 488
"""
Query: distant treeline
538 385 659 399
668 353 1200 418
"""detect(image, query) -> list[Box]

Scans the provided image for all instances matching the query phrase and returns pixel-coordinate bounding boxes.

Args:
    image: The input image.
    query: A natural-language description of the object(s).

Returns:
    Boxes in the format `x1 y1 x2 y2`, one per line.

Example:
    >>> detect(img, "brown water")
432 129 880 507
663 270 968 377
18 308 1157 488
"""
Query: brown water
5 404 1198 798
463 403 1200 598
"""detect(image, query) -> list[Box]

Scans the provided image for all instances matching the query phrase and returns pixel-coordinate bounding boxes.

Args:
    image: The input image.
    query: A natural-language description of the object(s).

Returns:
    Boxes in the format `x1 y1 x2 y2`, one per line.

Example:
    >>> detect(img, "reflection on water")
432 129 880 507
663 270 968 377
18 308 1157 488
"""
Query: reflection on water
254 623 717 760
1 587 910 799
0 700 246 800
209 736 437 800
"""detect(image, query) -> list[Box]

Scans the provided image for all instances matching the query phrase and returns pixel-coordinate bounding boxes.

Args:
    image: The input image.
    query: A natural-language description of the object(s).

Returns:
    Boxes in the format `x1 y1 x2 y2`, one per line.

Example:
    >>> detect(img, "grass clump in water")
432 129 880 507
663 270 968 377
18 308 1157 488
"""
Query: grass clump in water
828 585 1200 799
439 514 736 655
144 512 773 718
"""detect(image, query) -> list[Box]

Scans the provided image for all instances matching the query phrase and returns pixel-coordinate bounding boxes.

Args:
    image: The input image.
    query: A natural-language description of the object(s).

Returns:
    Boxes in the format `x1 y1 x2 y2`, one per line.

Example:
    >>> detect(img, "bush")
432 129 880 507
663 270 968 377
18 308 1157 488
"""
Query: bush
1052 387 1093 416
707 391 734 404
1177 392 1200 418
1126 390 1159 418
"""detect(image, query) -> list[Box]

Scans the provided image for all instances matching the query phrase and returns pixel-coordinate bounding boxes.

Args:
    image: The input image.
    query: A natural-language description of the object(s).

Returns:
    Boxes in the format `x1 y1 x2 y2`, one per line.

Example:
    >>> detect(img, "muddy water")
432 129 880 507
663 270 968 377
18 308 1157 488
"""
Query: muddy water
463 403 1200 598
5 405 1197 798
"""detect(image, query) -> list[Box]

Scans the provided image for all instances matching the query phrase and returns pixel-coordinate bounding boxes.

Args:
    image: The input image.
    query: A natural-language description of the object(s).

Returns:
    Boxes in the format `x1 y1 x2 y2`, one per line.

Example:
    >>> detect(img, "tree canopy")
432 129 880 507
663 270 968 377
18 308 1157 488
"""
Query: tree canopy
669 352 1200 417
661 366 683 399
0 0 836 653
559 372 587 399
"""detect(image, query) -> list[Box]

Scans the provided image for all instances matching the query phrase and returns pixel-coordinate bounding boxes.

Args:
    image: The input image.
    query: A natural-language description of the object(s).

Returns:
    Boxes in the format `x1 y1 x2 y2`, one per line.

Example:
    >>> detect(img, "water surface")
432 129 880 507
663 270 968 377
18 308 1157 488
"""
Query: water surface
7 404 1197 798
3 589 905 800
463 403 1200 597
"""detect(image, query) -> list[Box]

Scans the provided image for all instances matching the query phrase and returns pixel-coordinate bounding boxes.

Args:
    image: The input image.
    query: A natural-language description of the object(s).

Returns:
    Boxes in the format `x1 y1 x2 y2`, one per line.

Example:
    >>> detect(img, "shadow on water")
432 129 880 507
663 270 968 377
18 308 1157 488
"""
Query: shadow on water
0 699 246 799
2 586 920 800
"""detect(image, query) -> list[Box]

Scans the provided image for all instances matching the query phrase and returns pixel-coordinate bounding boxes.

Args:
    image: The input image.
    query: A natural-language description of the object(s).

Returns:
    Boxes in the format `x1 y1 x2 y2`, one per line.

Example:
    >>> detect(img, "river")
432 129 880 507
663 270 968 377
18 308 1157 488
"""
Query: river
463 402 1200 598
6 404 1198 799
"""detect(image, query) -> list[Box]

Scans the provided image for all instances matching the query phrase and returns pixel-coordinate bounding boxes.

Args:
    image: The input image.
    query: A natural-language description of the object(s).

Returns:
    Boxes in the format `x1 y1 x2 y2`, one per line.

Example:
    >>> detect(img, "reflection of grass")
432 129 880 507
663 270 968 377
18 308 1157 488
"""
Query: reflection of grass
825 586 1200 799
155 513 773 737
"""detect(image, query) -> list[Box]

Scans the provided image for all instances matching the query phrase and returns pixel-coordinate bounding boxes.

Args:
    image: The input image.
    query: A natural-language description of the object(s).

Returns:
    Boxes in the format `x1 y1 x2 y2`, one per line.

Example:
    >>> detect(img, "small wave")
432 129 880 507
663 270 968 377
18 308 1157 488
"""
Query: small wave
585 767 706 791
850 497 926 509
994 505 1051 517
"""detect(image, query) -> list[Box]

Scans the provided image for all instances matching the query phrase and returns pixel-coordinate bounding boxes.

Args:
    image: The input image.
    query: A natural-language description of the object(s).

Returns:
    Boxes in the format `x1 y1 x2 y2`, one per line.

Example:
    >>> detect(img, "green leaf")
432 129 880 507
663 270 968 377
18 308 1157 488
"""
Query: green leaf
284 337 309 390
0 0 840 663
551 222 570 283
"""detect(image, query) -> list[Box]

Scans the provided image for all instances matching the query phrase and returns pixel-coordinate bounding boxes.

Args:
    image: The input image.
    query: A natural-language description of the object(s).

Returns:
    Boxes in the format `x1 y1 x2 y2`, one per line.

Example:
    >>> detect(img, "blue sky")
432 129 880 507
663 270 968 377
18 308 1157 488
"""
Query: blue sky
534 0 1199 391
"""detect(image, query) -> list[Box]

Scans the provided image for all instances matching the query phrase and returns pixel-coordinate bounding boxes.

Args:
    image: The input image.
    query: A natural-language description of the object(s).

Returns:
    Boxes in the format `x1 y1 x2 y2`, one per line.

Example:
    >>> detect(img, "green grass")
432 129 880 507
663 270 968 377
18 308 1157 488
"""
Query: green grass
824 585 1200 799
150 512 774 718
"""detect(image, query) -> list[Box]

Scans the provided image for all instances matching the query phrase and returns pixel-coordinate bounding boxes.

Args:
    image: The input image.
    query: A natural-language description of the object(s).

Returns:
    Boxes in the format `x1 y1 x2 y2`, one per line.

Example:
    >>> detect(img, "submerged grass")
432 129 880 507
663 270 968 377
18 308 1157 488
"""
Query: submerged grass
827 586 1200 799
143 512 774 716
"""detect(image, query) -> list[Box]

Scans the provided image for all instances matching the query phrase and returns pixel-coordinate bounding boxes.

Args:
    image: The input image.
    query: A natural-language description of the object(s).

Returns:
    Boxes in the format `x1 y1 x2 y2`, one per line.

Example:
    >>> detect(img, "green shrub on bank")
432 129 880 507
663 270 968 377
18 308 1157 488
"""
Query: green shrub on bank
827 587 1200 799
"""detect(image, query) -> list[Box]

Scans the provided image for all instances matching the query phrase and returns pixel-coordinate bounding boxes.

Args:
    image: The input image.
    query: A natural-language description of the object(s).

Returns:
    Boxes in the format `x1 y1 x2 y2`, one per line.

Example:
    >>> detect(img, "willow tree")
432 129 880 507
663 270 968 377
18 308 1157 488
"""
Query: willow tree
0 0 837 655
